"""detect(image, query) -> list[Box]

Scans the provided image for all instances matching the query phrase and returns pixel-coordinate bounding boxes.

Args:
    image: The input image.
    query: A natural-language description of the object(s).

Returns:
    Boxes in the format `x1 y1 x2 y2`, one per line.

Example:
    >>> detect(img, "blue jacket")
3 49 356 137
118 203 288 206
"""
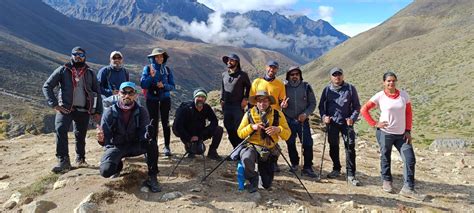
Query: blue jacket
318 82 360 125
101 102 150 146
43 62 102 115
97 65 129 97
140 63 175 101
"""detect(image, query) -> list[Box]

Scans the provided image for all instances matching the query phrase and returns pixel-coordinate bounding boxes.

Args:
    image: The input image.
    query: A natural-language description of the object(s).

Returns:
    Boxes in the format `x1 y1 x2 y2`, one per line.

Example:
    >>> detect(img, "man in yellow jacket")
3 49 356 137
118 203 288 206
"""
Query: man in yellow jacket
249 60 286 110
237 91 290 193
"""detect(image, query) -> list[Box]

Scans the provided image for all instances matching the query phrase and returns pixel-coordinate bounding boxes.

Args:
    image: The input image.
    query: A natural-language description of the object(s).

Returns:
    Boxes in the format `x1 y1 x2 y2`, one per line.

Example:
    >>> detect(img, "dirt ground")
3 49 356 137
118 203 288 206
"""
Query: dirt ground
0 127 472 212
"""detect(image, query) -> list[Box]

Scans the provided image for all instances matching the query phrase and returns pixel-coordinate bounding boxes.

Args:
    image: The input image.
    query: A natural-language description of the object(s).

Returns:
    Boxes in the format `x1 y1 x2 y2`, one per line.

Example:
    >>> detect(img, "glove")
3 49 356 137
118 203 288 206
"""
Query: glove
145 119 155 141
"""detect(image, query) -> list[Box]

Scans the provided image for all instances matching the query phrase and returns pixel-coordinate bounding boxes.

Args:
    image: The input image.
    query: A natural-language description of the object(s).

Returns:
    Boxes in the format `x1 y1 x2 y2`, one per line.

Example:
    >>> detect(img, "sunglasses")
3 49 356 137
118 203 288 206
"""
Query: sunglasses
72 52 86 58
120 90 136 95
289 73 300 76
112 56 122 60
332 72 343 77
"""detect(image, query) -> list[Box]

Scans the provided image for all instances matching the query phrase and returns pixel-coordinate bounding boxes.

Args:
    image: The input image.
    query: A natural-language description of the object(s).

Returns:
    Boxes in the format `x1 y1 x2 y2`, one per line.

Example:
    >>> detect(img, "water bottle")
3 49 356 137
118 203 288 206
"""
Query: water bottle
237 160 245 191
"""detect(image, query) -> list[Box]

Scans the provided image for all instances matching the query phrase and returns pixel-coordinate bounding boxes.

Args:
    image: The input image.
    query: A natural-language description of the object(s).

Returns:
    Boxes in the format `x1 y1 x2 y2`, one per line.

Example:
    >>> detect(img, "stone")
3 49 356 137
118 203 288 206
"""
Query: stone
140 186 150 193
23 197 34 205
161 191 183 201
456 159 467 169
341 201 358 208
23 200 57 213
370 209 382 213
430 139 472 151
297 205 306 212
0 175 9 180
53 179 68 190
0 181 10 190
190 187 202 192
3 192 21 209
74 193 98 213
328 198 336 203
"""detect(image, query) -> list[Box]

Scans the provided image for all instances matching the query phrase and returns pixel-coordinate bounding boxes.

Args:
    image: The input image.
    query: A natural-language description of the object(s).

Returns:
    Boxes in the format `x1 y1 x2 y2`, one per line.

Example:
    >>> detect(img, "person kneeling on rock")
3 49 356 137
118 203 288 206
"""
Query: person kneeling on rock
97 82 161 192
234 91 291 193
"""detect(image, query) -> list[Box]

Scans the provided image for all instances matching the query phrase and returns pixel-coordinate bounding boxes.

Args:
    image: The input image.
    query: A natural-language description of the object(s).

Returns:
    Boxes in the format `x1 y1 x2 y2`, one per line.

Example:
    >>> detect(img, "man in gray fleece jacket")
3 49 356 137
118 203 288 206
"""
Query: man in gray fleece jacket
281 66 318 178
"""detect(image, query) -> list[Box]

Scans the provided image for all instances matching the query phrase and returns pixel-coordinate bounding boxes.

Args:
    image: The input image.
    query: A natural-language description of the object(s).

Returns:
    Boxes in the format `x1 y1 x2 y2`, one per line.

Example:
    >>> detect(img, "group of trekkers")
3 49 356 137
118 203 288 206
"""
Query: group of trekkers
42 46 425 201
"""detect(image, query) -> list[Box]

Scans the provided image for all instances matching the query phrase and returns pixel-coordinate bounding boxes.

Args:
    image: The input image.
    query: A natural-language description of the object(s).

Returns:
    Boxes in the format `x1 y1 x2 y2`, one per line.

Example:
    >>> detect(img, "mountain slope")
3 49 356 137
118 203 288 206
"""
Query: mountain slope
0 0 297 137
303 0 474 141
42 0 349 63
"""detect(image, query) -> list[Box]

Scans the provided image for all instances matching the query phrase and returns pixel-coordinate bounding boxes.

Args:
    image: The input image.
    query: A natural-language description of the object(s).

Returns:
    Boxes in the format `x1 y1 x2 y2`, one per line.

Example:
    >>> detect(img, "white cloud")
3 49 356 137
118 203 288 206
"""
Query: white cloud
197 0 297 13
334 23 380 37
317 6 334 22
178 12 291 49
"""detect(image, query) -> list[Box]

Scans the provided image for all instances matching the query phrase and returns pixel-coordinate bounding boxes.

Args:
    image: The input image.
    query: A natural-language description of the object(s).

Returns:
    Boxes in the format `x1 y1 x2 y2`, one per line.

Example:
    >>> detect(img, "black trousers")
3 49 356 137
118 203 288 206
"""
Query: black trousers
180 126 223 155
146 98 171 147
223 105 244 148
99 140 159 177
54 110 90 159
328 122 357 176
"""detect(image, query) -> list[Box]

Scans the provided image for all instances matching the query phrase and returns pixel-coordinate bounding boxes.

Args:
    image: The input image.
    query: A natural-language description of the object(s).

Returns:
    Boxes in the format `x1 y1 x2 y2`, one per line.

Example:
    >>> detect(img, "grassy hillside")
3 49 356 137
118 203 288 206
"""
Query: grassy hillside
302 0 474 143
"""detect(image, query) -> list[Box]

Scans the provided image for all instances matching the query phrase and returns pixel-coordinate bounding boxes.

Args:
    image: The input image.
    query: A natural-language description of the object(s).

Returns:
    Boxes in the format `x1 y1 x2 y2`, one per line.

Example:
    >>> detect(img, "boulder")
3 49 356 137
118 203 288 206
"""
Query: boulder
430 139 472 151
23 200 57 213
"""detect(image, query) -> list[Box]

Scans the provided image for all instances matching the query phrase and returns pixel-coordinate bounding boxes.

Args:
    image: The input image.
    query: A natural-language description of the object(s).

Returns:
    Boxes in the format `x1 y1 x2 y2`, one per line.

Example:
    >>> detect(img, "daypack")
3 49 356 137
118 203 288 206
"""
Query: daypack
172 101 194 137
142 65 170 98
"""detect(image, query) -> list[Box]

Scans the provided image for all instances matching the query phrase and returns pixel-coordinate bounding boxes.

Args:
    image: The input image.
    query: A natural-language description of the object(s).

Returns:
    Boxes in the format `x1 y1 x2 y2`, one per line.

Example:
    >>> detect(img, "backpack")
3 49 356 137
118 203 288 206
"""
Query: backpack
172 101 193 137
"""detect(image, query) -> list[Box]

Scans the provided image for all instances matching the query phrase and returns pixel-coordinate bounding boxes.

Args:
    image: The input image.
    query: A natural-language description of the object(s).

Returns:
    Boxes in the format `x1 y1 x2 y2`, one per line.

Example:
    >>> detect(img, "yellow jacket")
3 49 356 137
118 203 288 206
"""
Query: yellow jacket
237 107 291 149
250 78 286 110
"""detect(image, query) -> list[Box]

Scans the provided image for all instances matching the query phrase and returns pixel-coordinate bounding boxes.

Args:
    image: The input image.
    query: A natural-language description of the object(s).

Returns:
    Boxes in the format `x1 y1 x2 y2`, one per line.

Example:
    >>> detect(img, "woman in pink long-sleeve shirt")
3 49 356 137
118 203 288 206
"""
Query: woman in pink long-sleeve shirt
361 71 425 201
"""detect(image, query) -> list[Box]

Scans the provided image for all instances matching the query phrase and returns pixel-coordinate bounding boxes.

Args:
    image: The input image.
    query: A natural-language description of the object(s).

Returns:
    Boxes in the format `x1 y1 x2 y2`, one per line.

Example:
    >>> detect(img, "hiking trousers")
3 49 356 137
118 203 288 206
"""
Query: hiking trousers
146 98 171 148
55 110 90 159
180 126 223 155
286 118 314 169
223 104 244 148
376 129 416 189
328 122 357 176
240 146 276 189
100 139 159 177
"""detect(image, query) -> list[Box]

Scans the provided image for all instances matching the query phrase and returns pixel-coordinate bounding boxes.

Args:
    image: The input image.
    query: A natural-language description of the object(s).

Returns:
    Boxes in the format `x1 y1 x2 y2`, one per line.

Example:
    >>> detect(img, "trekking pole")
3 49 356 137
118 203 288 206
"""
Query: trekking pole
203 154 206 178
319 124 328 178
276 145 313 200
167 152 188 180
300 121 304 168
201 131 255 183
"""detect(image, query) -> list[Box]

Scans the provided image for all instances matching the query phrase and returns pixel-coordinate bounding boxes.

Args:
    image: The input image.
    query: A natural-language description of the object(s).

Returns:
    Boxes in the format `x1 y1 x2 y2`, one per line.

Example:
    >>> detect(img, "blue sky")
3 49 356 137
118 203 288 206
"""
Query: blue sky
198 0 413 36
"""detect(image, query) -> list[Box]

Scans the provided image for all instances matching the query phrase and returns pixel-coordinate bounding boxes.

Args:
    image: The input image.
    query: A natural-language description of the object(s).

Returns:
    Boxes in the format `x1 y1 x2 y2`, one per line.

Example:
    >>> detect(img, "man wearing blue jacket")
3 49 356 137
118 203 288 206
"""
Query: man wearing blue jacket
97 51 129 98
43 46 102 173
98 82 160 192
140 48 175 156
318 67 361 186
281 66 318 178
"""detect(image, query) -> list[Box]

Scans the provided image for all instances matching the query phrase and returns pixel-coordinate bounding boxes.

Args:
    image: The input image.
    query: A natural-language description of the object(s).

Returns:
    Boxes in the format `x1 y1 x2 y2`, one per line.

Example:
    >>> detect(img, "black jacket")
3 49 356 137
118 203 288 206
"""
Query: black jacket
43 62 102 114
101 103 150 146
173 101 218 142
221 70 251 105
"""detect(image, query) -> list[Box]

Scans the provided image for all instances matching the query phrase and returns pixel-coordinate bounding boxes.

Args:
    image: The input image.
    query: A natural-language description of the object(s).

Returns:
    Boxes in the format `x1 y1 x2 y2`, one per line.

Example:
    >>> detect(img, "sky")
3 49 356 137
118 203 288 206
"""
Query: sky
197 0 413 37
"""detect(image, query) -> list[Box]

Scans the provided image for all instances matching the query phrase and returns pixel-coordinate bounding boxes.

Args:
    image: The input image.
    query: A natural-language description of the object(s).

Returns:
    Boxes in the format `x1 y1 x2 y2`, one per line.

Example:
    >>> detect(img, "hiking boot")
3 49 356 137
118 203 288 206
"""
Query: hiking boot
75 157 88 167
399 186 427 201
187 153 195 159
163 146 172 157
382 180 393 193
145 175 161 193
273 162 280 173
247 176 259 193
207 152 223 161
289 164 298 173
110 160 123 179
52 156 71 173
301 168 319 179
348 176 361 186
327 170 341 178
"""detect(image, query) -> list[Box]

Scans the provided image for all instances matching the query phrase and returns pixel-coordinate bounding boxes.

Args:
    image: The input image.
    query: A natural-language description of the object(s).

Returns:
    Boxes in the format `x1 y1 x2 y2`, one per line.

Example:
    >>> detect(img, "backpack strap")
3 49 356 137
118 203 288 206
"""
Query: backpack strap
247 109 279 126
133 106 141 129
